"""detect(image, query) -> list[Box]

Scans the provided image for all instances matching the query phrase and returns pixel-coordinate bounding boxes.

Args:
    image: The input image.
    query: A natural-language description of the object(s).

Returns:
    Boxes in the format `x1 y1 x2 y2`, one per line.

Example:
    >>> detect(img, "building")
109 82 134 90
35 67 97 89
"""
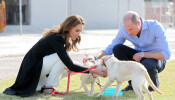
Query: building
145 0 175 28
5 0 145 32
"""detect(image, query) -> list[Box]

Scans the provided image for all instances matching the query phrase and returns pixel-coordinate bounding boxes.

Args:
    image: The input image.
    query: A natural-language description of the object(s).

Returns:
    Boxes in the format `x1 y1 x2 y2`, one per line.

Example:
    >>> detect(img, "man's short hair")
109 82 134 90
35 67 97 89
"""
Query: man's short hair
123 11 140 25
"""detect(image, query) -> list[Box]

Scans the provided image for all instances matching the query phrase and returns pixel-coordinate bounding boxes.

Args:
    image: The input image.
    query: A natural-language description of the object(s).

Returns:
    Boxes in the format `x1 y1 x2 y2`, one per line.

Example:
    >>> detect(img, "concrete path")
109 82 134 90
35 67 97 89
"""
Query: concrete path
0 29 175 82
0 29 175 60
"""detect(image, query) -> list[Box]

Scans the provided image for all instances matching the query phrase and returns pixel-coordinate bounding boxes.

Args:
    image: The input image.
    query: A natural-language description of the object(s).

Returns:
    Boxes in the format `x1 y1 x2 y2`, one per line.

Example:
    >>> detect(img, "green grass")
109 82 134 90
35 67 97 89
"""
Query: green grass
0 60 175 100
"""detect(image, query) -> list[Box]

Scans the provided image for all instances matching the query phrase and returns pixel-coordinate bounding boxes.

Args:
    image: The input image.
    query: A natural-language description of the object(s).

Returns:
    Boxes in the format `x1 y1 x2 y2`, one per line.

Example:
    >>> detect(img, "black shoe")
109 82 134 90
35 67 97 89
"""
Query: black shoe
122 85 133 91
148 86 154 92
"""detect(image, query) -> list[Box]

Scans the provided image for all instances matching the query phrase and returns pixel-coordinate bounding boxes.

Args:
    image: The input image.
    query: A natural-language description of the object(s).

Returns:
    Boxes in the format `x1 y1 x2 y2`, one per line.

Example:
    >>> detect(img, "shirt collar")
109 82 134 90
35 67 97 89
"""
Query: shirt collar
140 18 148 31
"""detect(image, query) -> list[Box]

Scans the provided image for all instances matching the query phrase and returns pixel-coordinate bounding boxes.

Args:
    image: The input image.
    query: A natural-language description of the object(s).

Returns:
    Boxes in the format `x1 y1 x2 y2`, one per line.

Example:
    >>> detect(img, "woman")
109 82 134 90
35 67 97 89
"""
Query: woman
0 0 6 32
3 15 107 97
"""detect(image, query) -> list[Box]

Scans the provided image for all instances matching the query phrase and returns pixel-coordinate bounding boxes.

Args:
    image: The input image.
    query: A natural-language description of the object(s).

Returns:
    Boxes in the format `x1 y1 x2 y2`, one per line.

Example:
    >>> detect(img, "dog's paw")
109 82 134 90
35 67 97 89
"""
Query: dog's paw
96 93 102 97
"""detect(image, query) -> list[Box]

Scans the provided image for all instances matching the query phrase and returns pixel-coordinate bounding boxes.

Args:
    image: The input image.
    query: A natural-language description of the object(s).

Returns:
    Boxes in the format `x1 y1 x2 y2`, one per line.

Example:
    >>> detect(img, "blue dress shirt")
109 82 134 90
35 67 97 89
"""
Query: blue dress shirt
104 18 171 60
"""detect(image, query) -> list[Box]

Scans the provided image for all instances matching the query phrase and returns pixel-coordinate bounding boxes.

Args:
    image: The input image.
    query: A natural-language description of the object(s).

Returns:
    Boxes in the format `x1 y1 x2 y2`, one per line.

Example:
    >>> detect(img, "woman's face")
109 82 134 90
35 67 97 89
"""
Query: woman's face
69 24 84 41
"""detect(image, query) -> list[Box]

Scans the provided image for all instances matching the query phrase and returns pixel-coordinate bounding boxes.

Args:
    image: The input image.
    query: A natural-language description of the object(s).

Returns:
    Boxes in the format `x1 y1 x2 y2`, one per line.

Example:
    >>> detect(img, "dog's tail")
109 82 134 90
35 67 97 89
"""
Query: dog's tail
143 69 163 95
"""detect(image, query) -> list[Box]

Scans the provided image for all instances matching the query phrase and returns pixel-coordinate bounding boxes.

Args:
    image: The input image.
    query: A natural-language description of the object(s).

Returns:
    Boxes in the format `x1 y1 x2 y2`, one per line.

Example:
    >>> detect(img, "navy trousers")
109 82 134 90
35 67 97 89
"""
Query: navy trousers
112 44 166 88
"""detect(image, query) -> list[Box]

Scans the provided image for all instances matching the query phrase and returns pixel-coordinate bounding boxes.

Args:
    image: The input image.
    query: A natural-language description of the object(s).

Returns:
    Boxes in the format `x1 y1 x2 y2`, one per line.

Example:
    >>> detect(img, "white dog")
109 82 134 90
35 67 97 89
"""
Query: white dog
96 55 163 100
78 54 102 96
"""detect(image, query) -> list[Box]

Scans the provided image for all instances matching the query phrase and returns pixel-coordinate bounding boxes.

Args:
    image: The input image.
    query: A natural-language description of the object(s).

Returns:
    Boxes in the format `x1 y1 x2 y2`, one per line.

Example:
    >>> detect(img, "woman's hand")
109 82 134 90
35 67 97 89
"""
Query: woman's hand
90 67 107 77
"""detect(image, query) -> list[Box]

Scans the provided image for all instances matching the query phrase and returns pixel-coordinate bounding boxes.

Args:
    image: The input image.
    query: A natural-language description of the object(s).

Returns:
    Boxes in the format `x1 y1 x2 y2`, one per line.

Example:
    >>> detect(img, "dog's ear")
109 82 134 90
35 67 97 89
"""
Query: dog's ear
101 56 106 61
101 55 110 64
99 56 106 66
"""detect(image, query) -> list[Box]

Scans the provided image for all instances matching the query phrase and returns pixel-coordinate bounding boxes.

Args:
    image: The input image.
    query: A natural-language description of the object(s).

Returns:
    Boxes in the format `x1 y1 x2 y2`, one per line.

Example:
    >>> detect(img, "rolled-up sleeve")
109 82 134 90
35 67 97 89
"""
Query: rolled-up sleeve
104 27 126 55
154 23 171 60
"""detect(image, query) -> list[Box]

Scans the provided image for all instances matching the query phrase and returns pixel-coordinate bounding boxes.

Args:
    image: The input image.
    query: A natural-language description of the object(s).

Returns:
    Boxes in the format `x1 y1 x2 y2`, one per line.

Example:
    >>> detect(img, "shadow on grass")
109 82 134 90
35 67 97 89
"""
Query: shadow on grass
0 78 138 100
0 90 138 100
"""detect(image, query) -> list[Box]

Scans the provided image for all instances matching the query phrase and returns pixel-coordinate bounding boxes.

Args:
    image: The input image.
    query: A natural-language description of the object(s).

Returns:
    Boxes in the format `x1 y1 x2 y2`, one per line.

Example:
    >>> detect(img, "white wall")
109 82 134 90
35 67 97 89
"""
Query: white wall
6 0 145 32
30 0 68 31
68 0 144 29
70 0 118 29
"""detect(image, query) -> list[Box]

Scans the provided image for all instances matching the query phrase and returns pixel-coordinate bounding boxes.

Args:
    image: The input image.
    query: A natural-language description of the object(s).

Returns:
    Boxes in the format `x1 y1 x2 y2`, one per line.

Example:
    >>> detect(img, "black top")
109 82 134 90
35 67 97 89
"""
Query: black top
3 34 89 97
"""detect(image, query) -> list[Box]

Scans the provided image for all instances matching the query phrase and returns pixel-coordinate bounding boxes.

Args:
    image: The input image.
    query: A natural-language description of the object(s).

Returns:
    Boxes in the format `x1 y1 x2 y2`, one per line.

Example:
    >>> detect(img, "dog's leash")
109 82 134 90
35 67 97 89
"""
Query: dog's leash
50 66 97 96
50 71 71 96
91 73 102 88
91 73 116 88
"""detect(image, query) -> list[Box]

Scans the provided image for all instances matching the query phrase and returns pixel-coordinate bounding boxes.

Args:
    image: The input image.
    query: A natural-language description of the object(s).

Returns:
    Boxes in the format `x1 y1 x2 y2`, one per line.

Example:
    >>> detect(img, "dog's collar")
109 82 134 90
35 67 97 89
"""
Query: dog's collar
103 56 111 67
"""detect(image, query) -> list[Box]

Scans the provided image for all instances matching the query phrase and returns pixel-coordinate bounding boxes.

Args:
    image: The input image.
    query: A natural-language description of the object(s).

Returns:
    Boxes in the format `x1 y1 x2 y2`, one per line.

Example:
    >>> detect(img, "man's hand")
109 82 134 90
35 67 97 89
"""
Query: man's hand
83 51 107 63
83 56 95 63
132 52 142 62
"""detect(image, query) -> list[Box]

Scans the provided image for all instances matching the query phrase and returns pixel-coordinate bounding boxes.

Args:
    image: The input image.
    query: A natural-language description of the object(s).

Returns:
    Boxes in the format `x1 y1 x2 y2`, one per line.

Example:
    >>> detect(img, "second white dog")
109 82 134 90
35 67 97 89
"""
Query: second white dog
78 55 102 96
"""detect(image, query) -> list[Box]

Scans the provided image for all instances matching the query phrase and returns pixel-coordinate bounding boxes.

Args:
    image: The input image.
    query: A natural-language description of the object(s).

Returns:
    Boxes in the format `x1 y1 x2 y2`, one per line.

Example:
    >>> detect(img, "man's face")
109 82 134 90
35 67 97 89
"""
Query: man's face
123 20 140 37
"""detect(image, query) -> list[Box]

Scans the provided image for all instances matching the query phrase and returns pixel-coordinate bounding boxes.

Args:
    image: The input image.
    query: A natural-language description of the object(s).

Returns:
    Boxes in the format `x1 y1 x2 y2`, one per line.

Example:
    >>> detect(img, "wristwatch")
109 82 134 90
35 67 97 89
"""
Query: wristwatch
140 52 144 58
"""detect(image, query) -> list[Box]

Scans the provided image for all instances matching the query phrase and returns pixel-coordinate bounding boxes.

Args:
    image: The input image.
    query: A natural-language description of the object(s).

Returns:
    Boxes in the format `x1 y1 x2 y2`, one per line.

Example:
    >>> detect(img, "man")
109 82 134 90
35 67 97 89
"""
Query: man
87 11 171 92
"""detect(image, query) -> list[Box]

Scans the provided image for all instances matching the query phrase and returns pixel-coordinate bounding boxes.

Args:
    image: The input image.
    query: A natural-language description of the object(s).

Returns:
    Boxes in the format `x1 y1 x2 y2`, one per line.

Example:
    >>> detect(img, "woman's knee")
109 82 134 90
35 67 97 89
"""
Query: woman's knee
43 53 59 66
